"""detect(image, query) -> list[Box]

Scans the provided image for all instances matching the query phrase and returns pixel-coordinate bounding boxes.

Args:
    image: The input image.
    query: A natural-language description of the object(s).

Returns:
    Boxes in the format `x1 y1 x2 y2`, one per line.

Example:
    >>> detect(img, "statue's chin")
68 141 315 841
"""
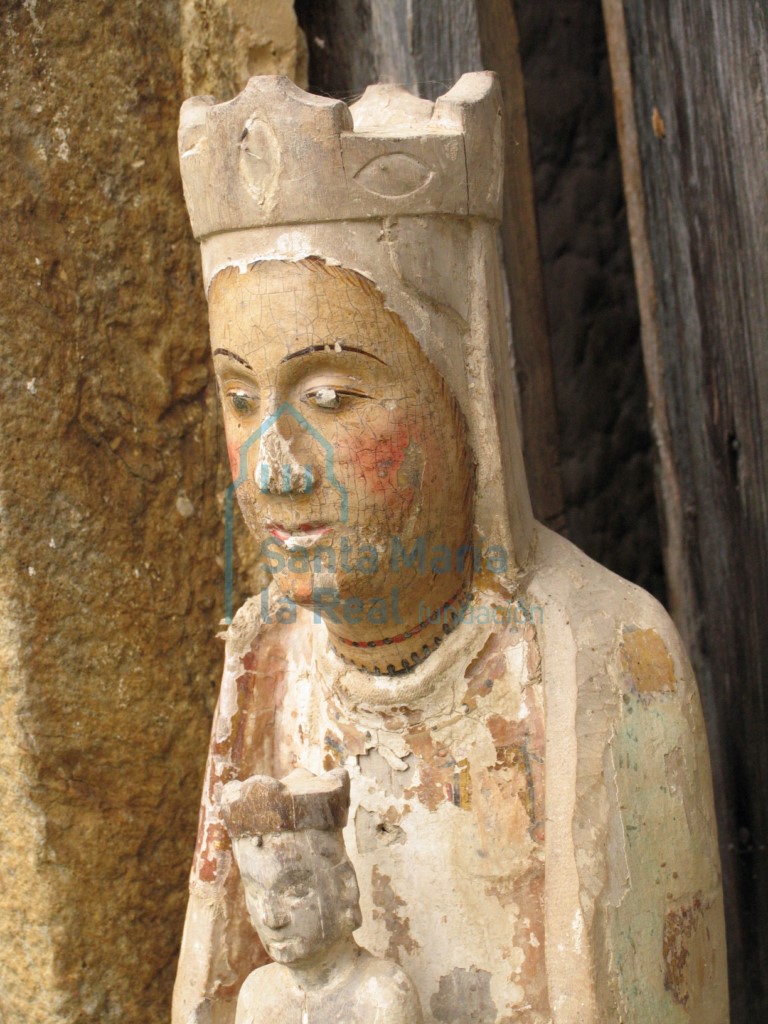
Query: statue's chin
266 945 302 964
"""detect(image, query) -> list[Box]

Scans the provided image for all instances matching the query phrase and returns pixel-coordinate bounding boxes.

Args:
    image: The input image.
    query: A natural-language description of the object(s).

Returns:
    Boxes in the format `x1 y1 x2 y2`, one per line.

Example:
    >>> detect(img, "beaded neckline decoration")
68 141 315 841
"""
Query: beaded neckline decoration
330 588 473 675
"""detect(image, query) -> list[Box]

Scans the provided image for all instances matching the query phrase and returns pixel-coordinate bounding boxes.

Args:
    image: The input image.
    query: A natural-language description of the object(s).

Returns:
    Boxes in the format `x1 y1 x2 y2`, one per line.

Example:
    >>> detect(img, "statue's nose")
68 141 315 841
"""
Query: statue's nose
261 894 290 929
255 419 315 495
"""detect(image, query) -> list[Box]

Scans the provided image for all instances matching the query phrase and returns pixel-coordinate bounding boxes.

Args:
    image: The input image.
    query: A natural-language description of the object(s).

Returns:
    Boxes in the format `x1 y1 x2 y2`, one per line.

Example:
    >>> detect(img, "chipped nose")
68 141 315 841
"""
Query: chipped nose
255 461 313 494
255 426 314 494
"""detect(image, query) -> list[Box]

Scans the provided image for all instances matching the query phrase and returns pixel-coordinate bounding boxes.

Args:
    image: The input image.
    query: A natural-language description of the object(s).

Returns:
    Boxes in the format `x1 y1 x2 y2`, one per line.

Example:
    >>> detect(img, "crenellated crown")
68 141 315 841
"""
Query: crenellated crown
178 73 503 240
221 768 351 840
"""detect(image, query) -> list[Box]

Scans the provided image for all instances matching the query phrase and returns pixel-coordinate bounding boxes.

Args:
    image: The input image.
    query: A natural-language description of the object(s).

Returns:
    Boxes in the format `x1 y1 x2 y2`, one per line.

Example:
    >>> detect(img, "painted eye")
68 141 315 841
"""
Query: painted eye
227 389 258 415
302 387 369 410
307 387 341 410
285 884 311 899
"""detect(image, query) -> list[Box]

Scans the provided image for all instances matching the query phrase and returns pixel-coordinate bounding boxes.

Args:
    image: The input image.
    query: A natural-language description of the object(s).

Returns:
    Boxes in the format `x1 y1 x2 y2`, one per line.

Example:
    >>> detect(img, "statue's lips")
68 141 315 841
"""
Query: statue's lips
263 935 302 957
268 522 332 550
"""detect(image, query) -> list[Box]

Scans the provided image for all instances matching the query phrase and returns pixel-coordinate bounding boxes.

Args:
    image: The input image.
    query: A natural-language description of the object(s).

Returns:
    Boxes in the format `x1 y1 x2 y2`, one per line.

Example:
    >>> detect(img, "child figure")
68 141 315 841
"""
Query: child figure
221 768 423 1024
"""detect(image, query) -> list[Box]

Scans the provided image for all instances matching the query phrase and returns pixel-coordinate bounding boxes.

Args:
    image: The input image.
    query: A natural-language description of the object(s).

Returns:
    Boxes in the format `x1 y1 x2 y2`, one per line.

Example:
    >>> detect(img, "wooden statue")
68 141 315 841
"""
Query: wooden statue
173 74 728 1023
221 767 423 1023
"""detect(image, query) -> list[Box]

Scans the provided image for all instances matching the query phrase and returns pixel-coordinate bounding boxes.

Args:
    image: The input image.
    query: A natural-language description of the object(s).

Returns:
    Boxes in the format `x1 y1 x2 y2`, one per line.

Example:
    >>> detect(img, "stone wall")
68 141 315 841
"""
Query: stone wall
0 1 303 1021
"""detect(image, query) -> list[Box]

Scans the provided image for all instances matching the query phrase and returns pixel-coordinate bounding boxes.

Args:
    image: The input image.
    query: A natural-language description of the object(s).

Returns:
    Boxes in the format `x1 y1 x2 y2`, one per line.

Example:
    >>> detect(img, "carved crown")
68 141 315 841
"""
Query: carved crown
178 73 503 240
221 768 351 839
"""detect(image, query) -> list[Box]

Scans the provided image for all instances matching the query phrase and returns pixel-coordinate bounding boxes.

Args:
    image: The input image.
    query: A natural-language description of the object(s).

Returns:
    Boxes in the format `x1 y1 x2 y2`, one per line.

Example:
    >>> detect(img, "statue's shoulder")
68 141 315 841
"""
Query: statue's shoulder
526 521 707 793
339 951 424 1023
530 522 668 616
236 963 298 1021
527 534 728 1022
527 523 686 673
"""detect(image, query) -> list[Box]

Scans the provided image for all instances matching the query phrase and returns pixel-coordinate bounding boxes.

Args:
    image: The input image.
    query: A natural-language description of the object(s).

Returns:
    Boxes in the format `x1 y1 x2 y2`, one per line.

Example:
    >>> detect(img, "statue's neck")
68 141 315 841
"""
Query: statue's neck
314 590 506 728
325 582 471 675
288 937 362 992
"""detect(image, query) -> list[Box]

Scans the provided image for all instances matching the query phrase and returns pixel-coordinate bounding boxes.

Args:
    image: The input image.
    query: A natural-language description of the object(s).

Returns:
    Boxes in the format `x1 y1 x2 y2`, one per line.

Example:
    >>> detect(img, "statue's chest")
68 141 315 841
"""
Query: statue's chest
276 627 551 1022
238 980 389 1024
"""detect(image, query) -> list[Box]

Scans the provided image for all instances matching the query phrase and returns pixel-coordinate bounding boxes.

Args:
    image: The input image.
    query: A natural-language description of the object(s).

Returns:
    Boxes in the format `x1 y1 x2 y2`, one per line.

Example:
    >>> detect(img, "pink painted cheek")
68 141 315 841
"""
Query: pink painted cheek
336 416 426 507
225 435 241 480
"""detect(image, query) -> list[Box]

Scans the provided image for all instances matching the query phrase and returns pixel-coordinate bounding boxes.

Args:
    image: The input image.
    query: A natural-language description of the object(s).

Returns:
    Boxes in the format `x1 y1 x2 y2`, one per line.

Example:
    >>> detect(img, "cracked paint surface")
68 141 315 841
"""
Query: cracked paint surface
266 599 552 1023
174 250 727 1023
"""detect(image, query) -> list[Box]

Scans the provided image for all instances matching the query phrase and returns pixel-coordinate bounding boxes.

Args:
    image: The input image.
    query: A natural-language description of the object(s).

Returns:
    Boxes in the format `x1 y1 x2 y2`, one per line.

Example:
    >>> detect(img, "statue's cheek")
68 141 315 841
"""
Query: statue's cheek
225 435 241 479
335 416 424 512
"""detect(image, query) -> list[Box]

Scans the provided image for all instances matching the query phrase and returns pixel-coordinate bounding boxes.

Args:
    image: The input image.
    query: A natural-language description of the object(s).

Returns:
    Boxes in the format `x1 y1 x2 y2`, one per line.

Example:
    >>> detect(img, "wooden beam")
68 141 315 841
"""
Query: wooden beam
603 1 768 1016
476 0 565 528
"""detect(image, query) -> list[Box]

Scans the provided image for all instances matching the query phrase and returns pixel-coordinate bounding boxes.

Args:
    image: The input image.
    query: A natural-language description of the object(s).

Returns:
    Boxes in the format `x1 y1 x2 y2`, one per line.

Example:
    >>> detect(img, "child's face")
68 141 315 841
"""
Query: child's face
235 830 356 965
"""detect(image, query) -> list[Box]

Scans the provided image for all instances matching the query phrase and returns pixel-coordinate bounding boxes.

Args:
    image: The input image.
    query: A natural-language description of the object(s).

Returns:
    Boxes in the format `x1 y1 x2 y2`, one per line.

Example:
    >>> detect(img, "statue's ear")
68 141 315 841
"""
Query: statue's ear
335 860 362 929
337 861 359 901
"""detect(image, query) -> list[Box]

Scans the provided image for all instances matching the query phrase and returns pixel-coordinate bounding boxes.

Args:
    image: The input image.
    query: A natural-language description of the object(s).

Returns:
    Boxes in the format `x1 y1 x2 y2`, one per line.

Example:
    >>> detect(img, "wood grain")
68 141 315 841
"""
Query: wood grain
476 0 565 528
603 1 768 1016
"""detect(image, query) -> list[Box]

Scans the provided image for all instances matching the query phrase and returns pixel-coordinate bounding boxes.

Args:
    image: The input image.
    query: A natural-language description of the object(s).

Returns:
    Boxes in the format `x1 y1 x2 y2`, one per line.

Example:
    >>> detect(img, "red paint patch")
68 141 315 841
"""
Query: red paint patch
663 894 705 1007
226 437 241 479
464 631 508 691
348 429 409 490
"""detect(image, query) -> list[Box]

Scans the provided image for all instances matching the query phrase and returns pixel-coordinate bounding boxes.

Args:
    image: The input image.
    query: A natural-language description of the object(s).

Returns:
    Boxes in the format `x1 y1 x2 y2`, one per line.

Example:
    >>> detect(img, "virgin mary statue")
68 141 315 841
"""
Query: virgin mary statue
173 74 728 1024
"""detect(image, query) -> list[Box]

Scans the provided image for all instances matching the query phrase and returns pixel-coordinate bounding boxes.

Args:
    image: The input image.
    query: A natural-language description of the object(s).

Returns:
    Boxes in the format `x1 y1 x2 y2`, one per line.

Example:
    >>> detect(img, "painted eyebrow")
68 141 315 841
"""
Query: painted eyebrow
213 344 387 368
213 347 253 369
280 344 387 366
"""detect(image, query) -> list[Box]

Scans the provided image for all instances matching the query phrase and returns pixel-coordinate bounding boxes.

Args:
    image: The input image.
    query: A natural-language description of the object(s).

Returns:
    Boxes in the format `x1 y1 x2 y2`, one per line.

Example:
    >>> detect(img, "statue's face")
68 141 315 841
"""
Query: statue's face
235 831 358 965
209 260 473 624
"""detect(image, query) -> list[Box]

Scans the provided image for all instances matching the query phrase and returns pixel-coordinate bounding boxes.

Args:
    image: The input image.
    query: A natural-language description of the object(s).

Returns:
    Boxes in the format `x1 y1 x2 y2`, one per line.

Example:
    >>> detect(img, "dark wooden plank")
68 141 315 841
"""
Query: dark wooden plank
603 1 768 1016
294 0 378 100
475 0 565 528
511 0 663 587
410 0 483 99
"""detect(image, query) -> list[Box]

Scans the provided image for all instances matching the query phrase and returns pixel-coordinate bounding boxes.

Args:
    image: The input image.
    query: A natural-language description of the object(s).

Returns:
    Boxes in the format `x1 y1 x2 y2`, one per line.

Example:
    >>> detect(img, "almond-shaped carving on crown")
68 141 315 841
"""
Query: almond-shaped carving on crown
178 74 504 240
239 116 280 208
353 153 433 198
